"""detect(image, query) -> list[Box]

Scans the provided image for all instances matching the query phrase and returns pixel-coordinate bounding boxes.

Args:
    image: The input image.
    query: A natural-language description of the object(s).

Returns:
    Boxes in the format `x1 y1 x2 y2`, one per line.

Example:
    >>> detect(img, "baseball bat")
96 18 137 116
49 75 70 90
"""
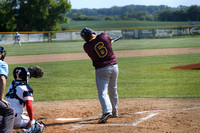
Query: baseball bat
111 35 123 43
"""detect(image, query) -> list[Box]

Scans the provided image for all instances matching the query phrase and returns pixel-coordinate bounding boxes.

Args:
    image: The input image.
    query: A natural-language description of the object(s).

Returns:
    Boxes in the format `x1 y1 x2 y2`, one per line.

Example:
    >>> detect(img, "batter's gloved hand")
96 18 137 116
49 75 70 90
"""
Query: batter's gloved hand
28 65 44 78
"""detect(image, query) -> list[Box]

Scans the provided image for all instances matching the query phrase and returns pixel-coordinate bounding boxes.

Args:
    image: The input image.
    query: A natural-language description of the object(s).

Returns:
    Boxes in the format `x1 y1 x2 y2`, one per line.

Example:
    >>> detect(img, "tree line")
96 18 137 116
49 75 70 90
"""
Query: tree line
158 5 200 21
70 5 200 21
0 1 199 32
0 0 71 32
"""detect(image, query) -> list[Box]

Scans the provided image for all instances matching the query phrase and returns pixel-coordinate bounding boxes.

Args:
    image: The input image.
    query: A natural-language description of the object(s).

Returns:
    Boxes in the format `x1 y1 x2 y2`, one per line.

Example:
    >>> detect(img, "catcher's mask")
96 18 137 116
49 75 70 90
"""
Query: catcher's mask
80 27 96 42
0 46 6 61
13 67 30 83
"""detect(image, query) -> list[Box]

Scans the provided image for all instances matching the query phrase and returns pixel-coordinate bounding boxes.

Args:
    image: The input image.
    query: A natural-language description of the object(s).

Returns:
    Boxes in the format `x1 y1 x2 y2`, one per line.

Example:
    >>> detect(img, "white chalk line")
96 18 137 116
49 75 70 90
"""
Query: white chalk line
73 116 99 124
134 106 200 115
69 106 200 131
69 116 99 131
132 112 158 126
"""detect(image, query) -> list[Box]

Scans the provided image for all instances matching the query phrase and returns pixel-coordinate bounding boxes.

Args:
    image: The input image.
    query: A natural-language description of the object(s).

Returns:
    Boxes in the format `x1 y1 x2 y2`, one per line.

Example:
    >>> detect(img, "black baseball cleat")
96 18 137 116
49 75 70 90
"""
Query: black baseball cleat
112 114 118 118
98 113 112 124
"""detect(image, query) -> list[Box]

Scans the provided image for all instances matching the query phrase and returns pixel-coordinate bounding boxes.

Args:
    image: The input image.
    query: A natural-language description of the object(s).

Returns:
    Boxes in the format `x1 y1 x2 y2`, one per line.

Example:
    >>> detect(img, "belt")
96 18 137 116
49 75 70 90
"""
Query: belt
95 63 117 69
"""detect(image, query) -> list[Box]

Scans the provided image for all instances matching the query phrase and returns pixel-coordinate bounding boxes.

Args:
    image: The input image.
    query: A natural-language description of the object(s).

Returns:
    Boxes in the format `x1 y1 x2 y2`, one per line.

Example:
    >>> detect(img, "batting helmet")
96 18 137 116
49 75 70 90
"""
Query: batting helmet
80 27 96 42
13 67 30 83
0 46 6 61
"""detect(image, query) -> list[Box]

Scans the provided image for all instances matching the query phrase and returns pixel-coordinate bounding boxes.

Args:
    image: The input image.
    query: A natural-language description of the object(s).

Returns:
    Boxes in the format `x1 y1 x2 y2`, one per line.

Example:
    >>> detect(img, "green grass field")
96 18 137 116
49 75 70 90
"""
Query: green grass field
60 20 200 30
6 53 200 101
3 35 200 101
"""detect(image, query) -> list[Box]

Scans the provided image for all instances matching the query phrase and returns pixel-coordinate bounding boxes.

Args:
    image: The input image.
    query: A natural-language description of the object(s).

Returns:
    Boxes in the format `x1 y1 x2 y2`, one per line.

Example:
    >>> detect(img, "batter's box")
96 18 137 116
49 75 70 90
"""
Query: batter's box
69 112 158 131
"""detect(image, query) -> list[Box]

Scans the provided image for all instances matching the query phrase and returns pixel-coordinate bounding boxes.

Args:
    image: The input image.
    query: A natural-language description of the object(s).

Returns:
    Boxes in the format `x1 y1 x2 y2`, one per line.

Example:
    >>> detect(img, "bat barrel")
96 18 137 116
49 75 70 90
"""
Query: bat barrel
112 35 123 43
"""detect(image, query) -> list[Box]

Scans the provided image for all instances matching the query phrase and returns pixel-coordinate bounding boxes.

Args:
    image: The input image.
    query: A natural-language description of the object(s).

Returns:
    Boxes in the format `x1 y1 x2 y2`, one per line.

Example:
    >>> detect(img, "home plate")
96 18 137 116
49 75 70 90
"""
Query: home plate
56 118 81 121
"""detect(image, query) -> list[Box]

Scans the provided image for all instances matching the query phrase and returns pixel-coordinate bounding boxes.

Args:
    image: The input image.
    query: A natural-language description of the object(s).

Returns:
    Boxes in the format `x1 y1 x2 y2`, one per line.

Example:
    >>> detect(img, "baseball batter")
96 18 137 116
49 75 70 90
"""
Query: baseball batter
80 27 119 124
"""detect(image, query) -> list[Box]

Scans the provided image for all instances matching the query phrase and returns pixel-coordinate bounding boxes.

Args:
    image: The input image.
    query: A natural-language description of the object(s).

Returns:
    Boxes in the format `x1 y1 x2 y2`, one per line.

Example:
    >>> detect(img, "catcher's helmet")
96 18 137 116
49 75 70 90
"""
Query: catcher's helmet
80 27 96 42
0 46 6 61
13 67 30 83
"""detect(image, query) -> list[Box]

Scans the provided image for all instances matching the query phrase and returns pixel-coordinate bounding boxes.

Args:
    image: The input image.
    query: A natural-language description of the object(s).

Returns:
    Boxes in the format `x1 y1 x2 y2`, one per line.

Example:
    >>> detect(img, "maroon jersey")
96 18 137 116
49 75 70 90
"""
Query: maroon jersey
83 33 117 69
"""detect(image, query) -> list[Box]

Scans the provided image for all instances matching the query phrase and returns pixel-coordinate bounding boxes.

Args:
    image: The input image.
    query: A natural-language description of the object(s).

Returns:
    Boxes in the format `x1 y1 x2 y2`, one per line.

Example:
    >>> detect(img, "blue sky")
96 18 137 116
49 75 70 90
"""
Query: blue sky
70 0 200 9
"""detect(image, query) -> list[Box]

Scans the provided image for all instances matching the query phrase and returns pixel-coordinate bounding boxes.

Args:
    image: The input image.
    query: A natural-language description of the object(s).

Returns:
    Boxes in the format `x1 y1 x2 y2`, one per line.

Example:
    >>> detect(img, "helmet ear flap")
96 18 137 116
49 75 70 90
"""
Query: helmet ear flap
0 46 6 61
1 50 6 61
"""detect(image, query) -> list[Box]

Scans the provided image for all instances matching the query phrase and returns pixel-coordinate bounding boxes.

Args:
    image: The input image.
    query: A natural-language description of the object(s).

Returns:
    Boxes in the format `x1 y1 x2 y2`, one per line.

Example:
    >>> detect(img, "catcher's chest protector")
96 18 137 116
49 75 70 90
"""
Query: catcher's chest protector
6 81 25 105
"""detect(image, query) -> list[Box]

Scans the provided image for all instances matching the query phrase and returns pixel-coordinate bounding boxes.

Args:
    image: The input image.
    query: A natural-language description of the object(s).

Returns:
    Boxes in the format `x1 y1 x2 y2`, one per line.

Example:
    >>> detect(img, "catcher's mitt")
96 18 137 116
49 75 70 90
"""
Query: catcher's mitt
28 65 44 78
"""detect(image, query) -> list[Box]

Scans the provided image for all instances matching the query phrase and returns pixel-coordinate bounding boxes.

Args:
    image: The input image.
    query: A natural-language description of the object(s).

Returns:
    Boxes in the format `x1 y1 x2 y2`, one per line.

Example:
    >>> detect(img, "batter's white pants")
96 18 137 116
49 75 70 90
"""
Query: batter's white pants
95 64 119 115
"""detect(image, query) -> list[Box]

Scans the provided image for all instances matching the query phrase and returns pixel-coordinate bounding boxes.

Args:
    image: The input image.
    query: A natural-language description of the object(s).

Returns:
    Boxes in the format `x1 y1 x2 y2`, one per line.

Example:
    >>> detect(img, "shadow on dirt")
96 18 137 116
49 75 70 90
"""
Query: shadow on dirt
45 118 98 127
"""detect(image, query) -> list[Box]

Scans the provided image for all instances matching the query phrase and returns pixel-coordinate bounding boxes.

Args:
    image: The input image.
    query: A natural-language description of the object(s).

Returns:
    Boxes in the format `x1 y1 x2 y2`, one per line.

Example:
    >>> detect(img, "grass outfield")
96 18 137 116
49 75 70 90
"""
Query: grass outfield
3 36 200 101
3 35 200 56
60 20 200 30
6 53 200 101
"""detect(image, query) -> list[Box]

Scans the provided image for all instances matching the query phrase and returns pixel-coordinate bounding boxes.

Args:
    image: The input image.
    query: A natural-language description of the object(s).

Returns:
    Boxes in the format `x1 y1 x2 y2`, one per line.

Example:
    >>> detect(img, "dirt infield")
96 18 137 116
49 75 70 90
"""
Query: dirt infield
170 63 200 70
5 47 200 64
12 47 200 133
14 98 200 133
34 98 200 133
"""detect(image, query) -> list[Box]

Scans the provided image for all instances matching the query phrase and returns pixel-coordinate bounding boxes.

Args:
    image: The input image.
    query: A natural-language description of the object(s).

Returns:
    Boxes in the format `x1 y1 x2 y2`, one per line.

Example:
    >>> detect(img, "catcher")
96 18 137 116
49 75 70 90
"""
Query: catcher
2 66 44 133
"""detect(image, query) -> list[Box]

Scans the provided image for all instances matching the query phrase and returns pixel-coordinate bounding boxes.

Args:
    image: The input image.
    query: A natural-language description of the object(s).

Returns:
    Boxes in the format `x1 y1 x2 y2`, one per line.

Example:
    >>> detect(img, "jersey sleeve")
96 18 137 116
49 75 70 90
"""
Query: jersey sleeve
15 85 34 102
23 91 34 101
0 61 9 78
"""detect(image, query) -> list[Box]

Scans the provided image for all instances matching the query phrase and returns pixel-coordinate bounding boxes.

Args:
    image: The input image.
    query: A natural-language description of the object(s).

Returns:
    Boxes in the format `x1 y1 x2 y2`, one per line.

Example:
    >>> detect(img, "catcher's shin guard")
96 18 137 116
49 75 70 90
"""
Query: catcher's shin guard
18 120 45 133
